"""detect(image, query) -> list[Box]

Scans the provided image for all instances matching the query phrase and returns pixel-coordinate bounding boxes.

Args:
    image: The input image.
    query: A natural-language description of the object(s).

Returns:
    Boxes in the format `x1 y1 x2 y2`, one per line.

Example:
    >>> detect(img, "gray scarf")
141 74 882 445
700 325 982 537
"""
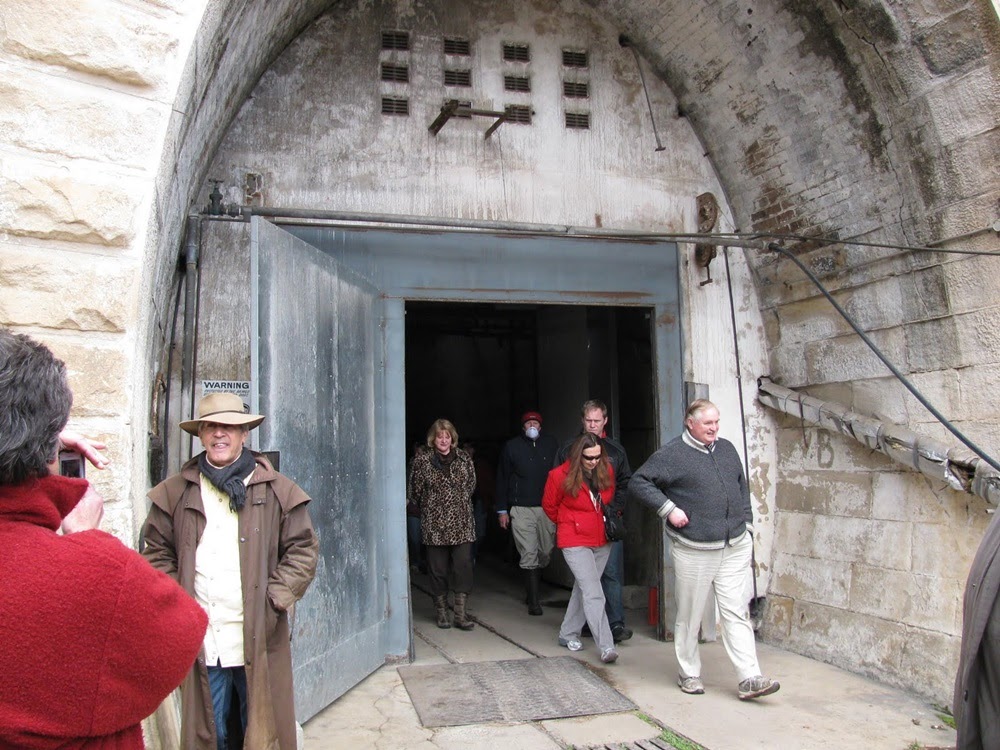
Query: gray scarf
199 448 256 512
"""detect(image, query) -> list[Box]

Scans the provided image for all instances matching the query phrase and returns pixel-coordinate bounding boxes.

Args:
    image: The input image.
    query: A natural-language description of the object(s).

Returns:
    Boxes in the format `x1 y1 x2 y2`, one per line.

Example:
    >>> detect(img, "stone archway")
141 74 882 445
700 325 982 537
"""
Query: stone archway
1 0 997 712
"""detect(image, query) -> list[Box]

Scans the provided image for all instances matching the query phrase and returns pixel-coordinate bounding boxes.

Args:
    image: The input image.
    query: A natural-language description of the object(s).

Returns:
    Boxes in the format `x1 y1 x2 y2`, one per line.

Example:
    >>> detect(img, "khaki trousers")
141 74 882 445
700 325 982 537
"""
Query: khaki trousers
671 533 761 682
510 506 556 569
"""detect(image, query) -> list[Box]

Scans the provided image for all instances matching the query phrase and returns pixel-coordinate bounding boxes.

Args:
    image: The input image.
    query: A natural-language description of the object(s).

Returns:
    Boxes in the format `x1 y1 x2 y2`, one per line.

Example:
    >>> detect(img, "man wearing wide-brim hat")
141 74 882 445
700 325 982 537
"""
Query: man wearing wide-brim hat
141 393 319 750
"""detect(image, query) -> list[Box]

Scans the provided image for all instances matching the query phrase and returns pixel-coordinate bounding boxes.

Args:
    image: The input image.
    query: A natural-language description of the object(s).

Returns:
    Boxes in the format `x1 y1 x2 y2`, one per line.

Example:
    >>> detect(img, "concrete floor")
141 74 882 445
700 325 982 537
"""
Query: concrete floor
302 562 957 750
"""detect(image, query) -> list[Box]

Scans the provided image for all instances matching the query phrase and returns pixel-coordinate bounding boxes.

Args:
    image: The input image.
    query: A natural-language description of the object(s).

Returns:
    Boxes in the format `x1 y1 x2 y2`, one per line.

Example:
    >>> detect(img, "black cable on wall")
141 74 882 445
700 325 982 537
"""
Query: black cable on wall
765 242 1000 474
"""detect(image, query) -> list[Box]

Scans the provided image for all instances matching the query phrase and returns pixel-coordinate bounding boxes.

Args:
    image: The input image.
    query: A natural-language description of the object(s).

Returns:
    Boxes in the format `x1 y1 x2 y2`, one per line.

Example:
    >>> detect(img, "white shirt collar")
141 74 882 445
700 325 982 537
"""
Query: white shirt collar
683 429 715 453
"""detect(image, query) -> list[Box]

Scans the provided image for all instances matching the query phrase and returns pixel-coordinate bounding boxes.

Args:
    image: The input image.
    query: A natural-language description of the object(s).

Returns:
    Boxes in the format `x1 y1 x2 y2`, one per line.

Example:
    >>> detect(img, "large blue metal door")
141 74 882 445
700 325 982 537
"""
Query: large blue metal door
251 217 392 722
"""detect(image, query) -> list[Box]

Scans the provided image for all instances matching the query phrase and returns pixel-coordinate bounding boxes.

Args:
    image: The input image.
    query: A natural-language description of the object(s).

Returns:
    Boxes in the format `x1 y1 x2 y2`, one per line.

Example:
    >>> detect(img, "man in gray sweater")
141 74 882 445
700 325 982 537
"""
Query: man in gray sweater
629 399 779 700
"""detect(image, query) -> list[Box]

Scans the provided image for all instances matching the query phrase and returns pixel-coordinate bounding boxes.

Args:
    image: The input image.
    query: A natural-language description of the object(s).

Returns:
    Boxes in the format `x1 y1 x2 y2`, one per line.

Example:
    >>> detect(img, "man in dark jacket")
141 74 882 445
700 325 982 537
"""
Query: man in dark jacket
954 508 1000 749
557 399 633 642
629 399 778 700
497 410 559 615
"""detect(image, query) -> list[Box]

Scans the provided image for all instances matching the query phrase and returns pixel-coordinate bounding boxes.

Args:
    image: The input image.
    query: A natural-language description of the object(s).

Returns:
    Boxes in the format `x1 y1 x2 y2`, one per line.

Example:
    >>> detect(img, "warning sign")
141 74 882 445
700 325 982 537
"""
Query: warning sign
201 380 252 402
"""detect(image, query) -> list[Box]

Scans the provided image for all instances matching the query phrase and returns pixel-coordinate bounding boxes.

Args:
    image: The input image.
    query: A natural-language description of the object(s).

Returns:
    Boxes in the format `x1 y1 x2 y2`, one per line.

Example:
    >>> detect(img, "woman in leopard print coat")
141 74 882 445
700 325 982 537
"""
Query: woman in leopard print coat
407 418 477 630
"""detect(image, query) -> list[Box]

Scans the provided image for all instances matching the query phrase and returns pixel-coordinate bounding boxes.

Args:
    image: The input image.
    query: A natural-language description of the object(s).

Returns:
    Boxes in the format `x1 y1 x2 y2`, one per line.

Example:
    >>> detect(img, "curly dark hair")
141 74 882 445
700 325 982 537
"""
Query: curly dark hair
0 329 72 485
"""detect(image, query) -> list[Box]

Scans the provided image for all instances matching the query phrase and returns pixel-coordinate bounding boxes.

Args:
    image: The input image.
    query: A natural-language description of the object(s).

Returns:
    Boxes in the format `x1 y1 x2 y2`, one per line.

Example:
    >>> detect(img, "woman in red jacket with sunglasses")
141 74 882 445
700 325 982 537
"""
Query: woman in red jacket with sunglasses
543 432 618 664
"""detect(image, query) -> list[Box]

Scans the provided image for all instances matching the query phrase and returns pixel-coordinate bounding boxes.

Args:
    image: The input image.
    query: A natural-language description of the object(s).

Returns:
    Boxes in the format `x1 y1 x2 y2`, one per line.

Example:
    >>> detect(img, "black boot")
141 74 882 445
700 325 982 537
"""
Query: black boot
526 568 543 616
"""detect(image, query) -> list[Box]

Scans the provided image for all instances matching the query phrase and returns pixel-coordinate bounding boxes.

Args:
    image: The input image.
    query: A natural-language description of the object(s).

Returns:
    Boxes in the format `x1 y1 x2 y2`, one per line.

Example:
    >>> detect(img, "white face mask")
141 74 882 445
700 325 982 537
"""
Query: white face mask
525 426 540 440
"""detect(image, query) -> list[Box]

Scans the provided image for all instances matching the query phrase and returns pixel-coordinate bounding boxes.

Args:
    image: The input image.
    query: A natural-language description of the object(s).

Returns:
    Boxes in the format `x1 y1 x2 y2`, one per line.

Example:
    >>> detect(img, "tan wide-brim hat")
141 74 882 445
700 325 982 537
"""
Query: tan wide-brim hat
179 392 265 435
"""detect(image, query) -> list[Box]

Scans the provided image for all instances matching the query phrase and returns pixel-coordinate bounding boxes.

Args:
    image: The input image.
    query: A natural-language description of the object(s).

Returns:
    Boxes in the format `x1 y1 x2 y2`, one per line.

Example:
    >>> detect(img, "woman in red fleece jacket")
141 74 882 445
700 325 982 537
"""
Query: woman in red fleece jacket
542 432 618 664
0 329 207 749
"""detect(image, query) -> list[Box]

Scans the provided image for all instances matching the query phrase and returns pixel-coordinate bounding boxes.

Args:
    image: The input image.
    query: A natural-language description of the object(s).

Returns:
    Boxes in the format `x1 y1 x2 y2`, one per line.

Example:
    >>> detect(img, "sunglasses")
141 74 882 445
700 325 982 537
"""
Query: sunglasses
581 452 602 462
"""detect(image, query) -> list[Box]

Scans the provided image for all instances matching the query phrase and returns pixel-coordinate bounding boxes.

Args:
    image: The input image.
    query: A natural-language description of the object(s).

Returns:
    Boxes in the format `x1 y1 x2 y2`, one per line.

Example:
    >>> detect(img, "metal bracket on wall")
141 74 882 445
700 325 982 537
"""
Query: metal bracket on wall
429 99 509 139
695 192 720 286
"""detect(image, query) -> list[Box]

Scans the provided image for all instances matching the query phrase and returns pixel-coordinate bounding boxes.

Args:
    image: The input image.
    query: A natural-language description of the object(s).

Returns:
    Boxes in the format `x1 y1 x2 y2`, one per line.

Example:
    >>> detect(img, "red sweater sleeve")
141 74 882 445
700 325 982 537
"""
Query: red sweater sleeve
0 527 207 744
84 533 208 735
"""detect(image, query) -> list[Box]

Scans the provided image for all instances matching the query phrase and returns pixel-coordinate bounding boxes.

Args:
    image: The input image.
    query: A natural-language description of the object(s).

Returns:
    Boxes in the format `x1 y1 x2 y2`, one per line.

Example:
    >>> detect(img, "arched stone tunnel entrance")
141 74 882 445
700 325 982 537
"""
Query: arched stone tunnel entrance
1 0 996 730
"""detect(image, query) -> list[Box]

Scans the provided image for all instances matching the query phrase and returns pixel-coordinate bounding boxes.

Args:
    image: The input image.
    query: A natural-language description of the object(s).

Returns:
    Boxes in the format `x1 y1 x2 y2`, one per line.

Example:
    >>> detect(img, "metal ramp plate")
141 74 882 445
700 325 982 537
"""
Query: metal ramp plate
397 656 635 728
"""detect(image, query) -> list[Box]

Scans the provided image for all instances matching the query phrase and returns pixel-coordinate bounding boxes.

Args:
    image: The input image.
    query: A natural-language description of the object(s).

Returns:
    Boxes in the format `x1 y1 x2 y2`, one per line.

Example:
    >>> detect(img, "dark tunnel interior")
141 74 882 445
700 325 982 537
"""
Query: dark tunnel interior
403 300 661 587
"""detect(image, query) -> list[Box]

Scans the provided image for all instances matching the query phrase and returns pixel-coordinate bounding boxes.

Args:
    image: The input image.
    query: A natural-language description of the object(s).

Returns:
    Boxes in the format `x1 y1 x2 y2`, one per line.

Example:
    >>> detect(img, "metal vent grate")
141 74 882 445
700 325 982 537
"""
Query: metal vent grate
503 43 530 62
381 96 409 115
565 111 590 129
444 69 472 87
504 75 531 92
562 49 589 68
444 37 471 56
504 105 532 124
381 63 410 83
381 30 410 51
563 81 589 98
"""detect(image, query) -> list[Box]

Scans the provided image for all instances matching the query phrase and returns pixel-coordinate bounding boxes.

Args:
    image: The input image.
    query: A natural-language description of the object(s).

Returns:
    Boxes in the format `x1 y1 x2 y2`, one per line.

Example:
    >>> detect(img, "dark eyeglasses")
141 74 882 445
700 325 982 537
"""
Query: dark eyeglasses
581 453 602 462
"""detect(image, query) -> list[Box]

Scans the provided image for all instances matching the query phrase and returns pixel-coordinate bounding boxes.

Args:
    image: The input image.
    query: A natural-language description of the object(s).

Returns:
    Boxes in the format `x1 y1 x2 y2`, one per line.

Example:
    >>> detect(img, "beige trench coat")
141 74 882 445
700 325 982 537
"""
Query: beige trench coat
143 453 319 750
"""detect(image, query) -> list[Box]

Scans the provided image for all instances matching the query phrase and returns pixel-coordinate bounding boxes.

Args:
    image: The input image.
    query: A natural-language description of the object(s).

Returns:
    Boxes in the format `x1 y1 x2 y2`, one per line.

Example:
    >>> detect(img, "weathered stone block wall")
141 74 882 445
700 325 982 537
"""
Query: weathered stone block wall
0 0 207 545
599 0 999 703
765 414 989 700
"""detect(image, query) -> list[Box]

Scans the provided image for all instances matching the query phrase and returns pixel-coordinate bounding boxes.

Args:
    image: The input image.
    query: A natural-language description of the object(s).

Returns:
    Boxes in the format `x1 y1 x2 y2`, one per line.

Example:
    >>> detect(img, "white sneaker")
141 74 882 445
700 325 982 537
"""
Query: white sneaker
738 675 780 700
558 636 583 651
678 675 705 694
600 648 619 664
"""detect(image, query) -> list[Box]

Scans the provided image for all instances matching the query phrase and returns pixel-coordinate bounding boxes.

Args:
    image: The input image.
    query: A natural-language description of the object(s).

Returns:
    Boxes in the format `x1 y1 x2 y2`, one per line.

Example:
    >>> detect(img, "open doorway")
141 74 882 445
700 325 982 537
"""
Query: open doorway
255 221 683 700
403 301 659 594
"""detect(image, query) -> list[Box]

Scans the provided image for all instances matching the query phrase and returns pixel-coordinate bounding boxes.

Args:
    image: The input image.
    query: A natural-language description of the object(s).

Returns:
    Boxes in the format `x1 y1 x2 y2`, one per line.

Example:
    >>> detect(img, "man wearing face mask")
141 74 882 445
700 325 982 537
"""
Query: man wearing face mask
496 411 560 615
